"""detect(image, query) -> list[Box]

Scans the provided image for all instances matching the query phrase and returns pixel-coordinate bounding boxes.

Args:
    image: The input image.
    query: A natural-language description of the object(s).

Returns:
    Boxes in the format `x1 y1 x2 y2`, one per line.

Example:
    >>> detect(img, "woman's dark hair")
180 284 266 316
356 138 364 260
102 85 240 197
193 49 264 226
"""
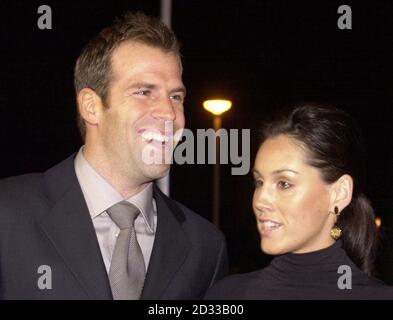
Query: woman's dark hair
260 102 378 275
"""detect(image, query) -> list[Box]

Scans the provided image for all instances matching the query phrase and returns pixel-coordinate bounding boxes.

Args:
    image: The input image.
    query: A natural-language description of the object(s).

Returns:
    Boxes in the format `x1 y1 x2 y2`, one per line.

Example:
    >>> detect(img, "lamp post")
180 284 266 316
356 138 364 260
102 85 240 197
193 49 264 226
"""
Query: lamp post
203 99 232 227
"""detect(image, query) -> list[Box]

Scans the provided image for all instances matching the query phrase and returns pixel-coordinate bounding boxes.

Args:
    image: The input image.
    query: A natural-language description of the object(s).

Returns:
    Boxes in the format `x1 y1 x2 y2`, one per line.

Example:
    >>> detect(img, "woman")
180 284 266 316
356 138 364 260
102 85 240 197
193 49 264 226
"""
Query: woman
206 102 393 299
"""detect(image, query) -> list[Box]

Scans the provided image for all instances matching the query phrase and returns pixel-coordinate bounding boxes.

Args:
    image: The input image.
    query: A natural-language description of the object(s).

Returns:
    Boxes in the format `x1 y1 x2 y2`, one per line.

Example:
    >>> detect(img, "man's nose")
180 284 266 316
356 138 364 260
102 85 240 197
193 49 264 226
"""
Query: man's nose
152 97 176 121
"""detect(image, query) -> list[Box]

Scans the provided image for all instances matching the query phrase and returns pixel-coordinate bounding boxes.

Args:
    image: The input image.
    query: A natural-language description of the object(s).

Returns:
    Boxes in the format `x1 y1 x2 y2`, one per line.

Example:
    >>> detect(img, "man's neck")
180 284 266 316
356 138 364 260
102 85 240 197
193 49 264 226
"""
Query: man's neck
82 145 149 199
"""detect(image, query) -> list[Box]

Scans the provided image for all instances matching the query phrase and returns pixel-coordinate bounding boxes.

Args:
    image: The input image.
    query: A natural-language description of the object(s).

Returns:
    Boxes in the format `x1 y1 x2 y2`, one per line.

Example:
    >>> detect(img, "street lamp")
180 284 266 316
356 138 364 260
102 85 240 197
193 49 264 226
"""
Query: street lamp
375 217 382 228
203 99 232 227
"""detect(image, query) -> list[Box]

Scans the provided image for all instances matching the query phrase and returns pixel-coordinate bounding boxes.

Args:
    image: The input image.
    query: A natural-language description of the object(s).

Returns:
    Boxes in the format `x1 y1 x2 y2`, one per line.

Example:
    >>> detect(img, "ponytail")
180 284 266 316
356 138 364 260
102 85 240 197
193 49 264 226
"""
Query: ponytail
339 193 378 275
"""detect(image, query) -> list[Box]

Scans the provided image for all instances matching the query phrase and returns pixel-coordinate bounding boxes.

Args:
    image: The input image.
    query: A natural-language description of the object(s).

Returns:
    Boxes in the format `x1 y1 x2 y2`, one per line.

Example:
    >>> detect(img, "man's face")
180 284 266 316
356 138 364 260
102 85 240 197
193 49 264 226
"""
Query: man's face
96 41 185 186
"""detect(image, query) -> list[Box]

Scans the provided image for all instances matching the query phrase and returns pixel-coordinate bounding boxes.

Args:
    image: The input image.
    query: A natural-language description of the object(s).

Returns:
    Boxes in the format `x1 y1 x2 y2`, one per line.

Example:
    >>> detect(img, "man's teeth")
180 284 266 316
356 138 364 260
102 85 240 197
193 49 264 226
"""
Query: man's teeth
261 221 282 230
141 131 170 143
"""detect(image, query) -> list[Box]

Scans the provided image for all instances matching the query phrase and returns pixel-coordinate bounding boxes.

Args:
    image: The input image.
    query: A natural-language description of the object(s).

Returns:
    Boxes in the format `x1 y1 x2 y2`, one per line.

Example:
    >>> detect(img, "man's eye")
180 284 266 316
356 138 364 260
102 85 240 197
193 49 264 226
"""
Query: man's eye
134 90 151 96
254 180 263 188
277 180 292 189
170 94 184 102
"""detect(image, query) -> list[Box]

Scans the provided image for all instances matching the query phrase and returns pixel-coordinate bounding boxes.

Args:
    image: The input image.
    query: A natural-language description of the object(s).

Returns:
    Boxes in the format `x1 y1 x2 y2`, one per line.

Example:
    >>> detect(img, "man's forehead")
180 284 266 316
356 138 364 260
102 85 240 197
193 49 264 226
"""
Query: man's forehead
111 40 180 63
110 45 181 77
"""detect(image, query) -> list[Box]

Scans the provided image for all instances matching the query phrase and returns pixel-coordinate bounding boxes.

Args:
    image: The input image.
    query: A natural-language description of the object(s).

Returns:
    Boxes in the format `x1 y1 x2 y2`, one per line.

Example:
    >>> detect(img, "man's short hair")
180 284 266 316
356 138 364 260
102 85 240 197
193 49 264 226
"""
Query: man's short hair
74 11 181 139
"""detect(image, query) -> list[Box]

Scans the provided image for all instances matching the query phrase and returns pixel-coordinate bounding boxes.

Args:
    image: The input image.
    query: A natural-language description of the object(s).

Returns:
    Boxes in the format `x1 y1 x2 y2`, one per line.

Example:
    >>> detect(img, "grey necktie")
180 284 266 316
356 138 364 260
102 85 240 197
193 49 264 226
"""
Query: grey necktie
107 201 146 300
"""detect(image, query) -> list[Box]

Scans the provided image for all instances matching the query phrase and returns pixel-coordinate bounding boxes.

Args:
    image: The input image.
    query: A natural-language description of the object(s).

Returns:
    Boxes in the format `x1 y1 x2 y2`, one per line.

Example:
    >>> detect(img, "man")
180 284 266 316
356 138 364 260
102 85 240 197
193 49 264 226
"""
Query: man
0 12 228 299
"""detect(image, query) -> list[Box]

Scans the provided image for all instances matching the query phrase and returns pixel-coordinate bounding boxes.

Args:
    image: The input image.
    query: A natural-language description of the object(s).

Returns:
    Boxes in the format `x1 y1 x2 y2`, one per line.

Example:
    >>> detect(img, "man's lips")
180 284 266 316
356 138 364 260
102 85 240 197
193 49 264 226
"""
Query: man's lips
139 129 172 143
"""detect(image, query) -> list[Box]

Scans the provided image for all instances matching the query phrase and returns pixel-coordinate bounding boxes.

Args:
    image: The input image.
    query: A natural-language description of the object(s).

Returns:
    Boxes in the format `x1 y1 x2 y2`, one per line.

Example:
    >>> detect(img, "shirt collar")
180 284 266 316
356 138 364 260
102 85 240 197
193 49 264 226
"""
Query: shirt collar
74 146 155 234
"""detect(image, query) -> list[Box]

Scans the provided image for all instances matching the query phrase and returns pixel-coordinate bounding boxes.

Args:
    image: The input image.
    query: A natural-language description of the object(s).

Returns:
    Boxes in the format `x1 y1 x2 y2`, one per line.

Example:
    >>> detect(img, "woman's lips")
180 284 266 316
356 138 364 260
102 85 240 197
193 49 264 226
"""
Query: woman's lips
258 219 283 236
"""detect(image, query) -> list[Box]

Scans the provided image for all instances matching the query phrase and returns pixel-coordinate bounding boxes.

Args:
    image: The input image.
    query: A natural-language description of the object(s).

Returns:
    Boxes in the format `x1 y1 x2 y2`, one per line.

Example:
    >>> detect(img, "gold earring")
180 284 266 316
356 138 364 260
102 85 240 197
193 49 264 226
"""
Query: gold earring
330 226 342 240
330 206 342 240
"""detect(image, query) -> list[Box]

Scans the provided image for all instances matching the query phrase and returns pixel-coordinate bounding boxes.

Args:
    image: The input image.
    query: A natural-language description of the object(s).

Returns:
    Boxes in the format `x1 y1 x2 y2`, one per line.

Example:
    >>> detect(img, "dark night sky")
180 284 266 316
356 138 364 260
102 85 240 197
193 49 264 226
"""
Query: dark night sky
0 0 393 282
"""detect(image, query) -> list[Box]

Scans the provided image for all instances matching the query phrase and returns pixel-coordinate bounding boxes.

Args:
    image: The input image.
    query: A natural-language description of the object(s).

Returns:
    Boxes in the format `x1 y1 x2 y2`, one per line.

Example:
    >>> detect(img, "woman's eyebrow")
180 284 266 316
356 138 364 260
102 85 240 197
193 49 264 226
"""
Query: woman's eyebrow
271 169 299 175
252 168 299 177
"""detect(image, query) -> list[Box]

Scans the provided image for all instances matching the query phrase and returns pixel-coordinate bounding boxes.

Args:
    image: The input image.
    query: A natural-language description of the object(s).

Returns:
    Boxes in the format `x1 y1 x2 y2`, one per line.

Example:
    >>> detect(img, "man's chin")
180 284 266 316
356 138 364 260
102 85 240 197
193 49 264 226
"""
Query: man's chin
144 164 171 181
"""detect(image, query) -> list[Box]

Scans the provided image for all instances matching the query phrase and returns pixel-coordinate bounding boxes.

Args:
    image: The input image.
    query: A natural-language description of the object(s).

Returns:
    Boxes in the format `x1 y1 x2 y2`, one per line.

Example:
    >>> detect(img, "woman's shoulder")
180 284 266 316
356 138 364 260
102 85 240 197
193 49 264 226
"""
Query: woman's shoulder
204 263 393 300
204 270 263 300
353 276 393 299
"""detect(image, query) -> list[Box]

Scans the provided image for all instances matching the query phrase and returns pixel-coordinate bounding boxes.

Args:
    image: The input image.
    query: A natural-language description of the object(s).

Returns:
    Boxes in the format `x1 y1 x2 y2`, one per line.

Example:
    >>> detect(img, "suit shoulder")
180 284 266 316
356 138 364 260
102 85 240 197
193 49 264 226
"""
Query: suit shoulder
0 173 47 222
204 271 259 299
0 172 44 198
173 200 224 238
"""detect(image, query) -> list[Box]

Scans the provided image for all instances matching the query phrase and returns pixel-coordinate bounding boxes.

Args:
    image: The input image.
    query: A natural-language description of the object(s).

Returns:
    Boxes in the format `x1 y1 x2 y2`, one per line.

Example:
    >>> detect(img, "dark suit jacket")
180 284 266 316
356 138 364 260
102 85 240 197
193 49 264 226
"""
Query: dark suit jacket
0 154 228 299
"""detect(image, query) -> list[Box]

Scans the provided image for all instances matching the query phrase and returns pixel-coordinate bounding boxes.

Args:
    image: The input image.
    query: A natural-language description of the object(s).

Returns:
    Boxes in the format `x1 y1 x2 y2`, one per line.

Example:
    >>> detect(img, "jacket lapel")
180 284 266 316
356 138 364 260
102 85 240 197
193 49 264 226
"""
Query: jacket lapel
141 185 191 299
40 154 112 300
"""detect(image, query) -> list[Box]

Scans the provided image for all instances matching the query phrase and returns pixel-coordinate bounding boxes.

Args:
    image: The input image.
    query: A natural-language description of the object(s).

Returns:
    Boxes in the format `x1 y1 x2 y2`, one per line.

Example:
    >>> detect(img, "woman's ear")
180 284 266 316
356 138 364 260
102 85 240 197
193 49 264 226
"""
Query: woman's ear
330 174 353 213
77 88 103 127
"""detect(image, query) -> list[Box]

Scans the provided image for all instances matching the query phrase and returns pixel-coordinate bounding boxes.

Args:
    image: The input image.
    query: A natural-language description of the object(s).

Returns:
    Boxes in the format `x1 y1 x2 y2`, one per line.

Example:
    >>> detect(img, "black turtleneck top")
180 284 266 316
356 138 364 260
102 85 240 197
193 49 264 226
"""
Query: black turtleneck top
205 241 393 300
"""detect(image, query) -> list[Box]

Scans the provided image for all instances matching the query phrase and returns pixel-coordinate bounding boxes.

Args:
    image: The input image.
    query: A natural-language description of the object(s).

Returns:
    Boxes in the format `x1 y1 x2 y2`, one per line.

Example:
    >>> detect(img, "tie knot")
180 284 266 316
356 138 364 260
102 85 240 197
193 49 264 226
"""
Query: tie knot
107 201 140 230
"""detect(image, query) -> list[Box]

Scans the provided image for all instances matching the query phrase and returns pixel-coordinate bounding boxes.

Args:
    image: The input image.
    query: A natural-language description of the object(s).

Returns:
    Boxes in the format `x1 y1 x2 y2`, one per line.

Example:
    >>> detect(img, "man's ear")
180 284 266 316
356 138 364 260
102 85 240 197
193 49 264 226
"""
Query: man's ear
330 174 353 214
77 88 103 126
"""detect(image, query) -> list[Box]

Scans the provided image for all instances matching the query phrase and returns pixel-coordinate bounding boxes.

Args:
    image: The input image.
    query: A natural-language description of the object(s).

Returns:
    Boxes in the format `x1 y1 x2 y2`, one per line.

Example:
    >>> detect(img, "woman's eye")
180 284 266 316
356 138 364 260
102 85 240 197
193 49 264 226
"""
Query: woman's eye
277 180 292 189
254 180 263 188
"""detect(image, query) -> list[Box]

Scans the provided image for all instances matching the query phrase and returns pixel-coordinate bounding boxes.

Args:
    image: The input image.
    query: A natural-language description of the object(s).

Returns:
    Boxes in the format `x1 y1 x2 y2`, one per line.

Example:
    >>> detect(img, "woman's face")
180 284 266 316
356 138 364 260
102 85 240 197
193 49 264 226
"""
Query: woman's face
252 134 336 255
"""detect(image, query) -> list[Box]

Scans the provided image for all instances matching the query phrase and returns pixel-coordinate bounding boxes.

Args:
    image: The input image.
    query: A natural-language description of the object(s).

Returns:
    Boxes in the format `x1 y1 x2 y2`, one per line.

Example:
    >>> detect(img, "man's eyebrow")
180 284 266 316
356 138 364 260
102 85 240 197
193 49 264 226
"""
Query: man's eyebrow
127 82 157 90
126 82 186 95
170 86 187 96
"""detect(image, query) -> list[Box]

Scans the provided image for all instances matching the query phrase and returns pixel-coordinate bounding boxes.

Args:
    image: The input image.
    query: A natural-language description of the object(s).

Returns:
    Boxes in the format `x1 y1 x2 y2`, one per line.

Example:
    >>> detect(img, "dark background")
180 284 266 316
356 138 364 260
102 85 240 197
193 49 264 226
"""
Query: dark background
0 0 392 283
